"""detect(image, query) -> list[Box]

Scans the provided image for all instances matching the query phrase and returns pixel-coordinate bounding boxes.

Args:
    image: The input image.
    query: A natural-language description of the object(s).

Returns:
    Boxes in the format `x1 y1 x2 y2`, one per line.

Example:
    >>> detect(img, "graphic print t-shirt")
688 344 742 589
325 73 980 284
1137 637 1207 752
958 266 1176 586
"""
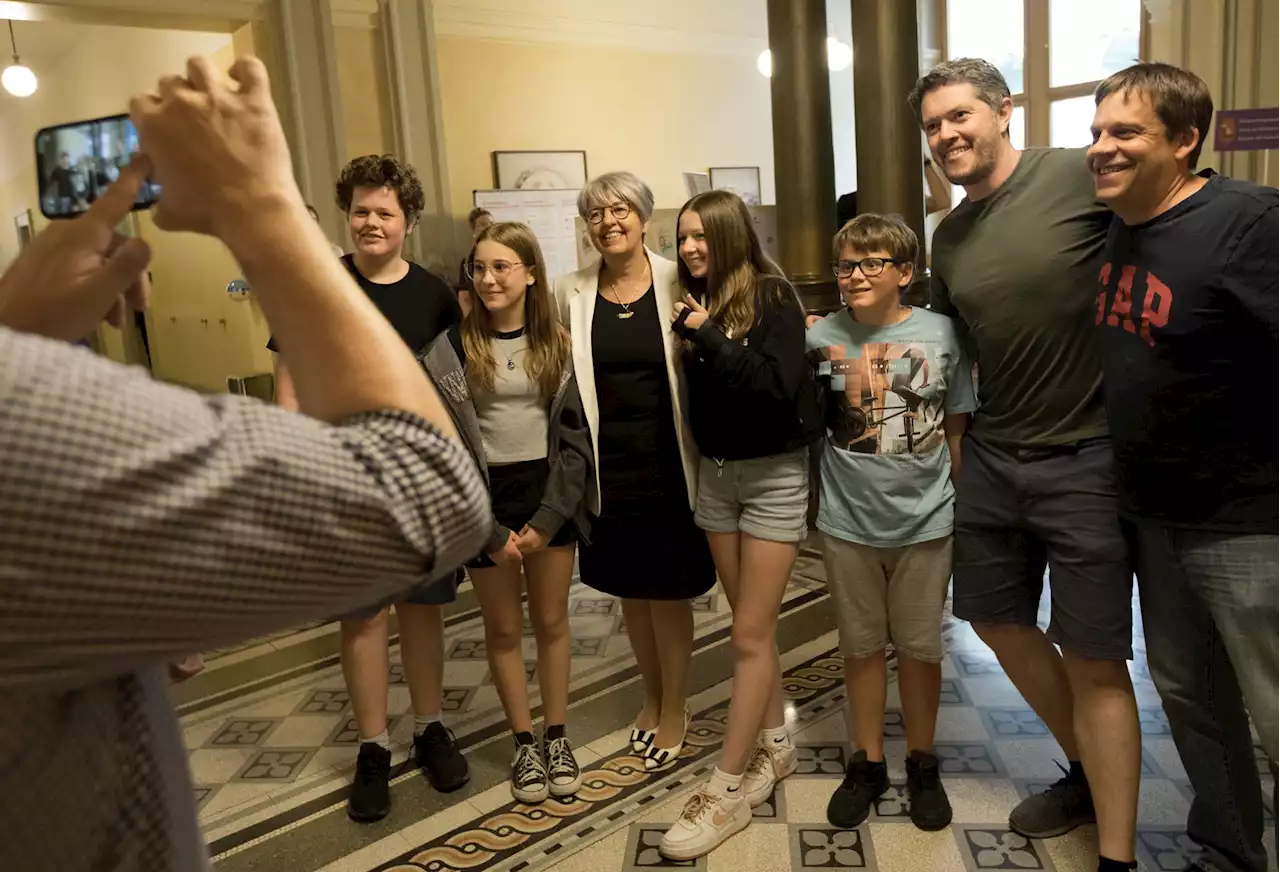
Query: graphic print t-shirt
807 308 977 548
267 255 461 356
1095 171 1277 531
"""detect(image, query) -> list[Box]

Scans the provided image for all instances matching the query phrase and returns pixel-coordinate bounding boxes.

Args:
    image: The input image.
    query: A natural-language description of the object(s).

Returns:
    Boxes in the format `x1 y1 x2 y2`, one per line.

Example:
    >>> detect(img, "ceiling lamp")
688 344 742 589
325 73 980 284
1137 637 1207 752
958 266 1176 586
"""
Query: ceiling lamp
757 38 854 78
3 20 37 98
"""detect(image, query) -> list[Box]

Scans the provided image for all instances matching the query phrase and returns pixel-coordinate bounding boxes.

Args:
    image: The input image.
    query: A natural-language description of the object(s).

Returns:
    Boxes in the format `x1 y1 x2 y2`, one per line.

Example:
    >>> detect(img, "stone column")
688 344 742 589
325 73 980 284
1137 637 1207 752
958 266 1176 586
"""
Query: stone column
850 0 927 303
262 0 347 244
379 0 453 271
768 0 839 314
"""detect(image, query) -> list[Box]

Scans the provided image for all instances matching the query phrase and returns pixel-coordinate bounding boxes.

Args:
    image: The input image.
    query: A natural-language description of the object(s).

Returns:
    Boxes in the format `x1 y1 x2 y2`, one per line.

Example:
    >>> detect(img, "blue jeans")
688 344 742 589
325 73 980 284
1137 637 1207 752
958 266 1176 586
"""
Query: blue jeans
1128 520 1278 872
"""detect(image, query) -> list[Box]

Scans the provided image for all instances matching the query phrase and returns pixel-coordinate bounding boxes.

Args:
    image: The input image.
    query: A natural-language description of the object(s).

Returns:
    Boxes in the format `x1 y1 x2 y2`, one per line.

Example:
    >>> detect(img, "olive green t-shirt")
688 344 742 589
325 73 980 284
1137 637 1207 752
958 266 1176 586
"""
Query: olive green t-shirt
930 147 1112 448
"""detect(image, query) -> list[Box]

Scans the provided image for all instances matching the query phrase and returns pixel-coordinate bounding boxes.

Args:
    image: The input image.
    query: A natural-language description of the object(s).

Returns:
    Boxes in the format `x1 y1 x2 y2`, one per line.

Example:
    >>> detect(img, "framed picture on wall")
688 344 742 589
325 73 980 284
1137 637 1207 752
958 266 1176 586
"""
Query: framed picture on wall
13 208 33 252
492 150 588 191
709 166 762 206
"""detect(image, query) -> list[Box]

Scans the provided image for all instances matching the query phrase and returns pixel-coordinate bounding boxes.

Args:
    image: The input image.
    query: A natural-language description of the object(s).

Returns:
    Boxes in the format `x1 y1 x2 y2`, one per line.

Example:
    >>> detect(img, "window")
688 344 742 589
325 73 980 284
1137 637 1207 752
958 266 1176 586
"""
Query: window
942 0 1145 153
947 0 1025 94
1050 95 1097 147
1049 0 1141 88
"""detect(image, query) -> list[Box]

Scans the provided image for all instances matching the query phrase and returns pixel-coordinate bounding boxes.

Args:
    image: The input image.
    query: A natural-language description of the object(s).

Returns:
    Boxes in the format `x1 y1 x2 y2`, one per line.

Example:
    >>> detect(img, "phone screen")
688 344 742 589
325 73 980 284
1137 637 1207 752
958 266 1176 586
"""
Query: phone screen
35 114 160 220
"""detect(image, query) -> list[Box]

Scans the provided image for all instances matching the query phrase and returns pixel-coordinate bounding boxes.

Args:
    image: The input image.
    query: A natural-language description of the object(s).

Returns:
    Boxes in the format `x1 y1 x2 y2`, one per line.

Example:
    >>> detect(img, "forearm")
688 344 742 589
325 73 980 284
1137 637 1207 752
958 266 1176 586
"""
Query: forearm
224 197 456 438
272 352 298 411
0 329 491 689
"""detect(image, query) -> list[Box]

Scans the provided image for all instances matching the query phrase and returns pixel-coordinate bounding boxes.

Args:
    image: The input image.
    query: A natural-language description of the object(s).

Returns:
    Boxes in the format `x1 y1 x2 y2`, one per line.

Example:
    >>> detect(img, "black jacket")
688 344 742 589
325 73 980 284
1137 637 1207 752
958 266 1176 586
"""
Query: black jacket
675 276 822 460
419 326 595 554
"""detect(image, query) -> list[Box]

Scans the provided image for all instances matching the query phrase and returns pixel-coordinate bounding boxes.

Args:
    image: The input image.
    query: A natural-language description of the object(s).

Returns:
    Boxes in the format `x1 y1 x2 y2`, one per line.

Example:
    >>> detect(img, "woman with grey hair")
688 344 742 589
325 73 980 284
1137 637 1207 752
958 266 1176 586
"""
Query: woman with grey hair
553 172 715 773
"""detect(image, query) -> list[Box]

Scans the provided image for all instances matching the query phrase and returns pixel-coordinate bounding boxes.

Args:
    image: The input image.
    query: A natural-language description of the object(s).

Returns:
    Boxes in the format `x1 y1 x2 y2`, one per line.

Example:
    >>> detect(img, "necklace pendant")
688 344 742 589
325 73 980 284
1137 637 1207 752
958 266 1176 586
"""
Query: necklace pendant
507 358 516 370
616 311 634 320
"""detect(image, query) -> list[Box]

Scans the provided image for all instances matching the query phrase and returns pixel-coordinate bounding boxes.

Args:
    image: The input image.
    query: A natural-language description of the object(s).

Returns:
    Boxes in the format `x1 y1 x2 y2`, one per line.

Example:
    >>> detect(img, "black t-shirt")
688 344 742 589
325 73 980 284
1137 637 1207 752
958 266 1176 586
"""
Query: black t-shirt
267 255 461 355
1096 171 1278 531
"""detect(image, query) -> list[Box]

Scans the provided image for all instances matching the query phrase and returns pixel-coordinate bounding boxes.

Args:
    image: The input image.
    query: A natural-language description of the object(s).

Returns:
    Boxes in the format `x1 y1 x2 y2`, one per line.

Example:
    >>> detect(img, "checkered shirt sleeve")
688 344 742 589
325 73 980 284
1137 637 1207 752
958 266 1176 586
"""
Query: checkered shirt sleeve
0 326 492 691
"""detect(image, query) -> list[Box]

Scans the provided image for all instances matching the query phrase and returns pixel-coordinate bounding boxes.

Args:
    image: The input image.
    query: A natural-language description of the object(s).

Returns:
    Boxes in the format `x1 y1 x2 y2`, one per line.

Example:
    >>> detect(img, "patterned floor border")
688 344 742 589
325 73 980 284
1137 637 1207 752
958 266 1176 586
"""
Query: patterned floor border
373 647 852 872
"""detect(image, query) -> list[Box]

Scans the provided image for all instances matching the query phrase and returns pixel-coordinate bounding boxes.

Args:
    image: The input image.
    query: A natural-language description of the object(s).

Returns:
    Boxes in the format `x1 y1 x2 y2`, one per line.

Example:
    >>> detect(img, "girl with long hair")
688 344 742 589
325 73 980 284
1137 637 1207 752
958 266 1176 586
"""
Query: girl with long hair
659 190 822 859
420 221 594 804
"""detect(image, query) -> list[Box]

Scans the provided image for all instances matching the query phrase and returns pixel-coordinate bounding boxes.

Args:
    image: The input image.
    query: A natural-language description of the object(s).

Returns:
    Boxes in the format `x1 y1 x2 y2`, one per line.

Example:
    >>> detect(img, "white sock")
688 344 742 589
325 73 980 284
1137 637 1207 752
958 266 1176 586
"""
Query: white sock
760 724 792 748
414 713 442 737
707 767 744 799
361 729 392 750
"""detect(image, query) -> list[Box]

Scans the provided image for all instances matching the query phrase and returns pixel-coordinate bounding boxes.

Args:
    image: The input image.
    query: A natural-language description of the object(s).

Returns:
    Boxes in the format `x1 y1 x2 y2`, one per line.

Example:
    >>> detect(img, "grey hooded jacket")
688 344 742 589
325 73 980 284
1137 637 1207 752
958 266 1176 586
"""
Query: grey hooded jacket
419 326 596 556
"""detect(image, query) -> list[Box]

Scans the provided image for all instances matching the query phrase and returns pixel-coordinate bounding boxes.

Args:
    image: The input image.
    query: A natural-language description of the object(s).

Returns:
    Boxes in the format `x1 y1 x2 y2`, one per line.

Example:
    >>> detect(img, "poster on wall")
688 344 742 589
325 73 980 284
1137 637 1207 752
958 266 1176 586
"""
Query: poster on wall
474 188 583 281
492 150 588 191
1215 108 1279 151
709 166 762 206
683 172 711 198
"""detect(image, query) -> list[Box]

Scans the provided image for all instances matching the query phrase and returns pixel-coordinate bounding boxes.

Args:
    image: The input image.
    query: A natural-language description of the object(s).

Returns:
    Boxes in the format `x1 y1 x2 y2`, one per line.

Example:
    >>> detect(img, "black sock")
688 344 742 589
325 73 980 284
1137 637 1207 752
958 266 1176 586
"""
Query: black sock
514 730 536 747
1068 759 1087 782
1097 858 1136 871
545 724 566 742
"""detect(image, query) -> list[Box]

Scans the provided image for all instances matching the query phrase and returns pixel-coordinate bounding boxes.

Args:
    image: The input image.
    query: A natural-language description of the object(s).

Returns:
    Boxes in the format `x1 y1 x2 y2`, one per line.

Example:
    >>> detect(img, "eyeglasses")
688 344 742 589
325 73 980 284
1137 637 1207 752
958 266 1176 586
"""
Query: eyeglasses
586 202 632 225
467 260 527 281
830 257 907 279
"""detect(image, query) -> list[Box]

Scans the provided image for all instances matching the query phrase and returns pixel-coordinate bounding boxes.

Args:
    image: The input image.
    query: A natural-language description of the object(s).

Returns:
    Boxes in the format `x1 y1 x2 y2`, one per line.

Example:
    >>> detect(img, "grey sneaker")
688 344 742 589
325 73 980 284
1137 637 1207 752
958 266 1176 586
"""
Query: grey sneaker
1008 762 1095 838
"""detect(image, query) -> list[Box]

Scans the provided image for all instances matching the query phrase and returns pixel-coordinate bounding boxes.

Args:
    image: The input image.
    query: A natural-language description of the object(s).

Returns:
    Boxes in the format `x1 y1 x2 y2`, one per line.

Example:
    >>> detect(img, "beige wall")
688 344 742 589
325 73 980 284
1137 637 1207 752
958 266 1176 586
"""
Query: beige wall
435 37 775 226
1146 0 1278 186
0 25 276 391
334 25 395 165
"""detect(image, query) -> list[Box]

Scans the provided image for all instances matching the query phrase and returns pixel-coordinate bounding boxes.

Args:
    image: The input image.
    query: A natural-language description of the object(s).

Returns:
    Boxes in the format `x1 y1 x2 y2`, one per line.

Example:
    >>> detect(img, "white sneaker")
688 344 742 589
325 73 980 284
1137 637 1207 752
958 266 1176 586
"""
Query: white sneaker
743 742 798 807
659 786 752 860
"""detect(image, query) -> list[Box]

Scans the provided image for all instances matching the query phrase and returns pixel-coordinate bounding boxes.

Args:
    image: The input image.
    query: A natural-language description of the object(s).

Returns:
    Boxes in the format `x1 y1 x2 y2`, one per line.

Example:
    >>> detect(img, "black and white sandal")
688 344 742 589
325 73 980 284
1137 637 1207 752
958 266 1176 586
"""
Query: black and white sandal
644 706 690 773
630 724 656 754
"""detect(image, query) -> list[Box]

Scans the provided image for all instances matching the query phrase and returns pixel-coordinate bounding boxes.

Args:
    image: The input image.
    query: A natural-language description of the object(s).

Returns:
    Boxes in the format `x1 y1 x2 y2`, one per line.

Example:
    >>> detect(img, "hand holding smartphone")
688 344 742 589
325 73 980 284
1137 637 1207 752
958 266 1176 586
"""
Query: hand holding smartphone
35 113 161 220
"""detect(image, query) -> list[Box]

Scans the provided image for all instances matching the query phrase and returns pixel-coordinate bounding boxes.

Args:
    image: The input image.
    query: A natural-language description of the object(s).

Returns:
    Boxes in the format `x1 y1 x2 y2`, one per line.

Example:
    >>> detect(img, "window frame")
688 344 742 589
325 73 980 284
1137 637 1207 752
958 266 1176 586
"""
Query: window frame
936 0 1150 148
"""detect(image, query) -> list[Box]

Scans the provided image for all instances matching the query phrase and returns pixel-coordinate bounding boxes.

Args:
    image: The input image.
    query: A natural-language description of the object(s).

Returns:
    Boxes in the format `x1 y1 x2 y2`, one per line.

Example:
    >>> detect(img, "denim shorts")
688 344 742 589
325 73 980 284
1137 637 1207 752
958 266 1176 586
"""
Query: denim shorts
694 448 810 543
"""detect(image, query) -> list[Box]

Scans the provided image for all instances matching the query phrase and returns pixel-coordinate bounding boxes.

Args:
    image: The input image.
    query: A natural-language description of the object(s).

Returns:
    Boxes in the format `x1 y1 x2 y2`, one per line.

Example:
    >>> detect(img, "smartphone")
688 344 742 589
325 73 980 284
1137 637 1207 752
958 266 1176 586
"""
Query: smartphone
35 113 160 220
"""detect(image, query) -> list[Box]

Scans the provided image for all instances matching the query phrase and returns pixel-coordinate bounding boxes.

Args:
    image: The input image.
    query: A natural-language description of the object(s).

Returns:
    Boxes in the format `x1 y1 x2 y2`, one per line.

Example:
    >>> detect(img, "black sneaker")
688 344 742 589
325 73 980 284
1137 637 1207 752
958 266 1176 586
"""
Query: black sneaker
511 740 549 804
414 722 470 792
545 735 584 797
347 742 392 822
826 750 890 828
905 750 952 831
1008 761 1095 838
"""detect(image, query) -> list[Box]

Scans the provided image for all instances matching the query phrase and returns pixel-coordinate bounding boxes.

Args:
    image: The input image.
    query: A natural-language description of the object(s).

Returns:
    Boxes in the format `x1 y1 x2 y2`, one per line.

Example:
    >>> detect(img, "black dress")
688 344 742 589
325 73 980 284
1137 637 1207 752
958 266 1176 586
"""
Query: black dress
578 285 716 599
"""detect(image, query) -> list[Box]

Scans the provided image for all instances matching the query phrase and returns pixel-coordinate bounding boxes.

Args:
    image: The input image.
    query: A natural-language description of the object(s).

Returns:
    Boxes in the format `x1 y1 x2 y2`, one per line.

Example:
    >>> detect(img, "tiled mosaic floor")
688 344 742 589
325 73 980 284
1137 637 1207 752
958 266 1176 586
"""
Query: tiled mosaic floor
186 543 1276 872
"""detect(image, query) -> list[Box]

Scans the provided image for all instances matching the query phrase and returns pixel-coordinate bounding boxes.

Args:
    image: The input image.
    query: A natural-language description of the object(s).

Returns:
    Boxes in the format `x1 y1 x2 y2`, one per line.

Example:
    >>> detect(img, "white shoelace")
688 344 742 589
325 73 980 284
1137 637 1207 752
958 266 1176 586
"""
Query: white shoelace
679 789 720 824
745 747 774 779
545 737 578 780
514 743 546 787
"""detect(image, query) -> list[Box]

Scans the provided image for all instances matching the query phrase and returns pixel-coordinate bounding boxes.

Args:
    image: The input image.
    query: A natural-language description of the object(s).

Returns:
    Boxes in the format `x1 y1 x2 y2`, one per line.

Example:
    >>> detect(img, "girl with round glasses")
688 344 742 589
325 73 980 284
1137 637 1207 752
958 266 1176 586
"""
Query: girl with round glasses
659 190 822 860
423 221 594 804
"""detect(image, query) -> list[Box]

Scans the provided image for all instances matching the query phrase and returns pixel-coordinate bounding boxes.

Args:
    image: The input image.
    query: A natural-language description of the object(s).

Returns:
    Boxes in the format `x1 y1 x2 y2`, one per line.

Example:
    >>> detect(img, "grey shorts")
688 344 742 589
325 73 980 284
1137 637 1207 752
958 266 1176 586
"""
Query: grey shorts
694 449 810 544
822 533 953 662
952 434 1133 660
341 572 459 623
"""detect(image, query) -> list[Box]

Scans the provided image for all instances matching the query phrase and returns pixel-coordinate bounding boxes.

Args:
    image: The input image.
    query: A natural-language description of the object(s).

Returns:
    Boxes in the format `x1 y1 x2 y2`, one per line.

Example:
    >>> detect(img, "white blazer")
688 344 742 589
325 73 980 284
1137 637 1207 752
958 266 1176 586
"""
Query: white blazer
553 251 700 512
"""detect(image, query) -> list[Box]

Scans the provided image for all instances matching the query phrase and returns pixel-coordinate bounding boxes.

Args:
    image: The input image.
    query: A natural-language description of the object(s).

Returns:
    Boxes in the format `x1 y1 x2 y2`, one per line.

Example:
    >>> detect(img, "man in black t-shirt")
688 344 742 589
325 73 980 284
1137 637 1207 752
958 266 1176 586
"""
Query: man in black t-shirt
1090 63 1277 872
272 155 466 823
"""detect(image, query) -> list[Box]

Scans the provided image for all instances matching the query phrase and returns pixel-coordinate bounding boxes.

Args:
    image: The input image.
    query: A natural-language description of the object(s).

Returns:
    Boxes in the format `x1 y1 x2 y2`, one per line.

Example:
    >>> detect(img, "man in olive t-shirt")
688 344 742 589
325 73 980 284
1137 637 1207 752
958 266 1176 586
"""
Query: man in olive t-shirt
911 59 1140 872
